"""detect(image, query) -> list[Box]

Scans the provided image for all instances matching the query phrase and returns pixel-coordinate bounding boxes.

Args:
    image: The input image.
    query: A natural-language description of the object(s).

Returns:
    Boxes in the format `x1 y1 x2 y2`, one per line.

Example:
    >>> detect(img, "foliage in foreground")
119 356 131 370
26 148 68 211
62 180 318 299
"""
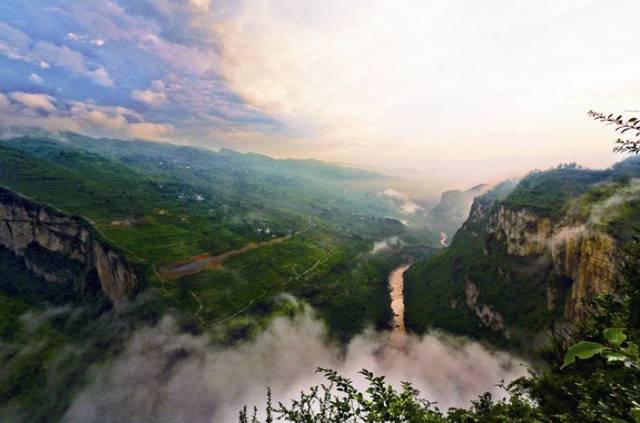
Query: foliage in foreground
243 240 640 422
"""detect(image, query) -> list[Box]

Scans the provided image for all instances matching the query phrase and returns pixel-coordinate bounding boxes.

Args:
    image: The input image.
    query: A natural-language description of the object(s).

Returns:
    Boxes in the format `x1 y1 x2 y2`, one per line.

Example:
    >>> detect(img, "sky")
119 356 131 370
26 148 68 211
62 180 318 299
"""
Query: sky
0 0 639 188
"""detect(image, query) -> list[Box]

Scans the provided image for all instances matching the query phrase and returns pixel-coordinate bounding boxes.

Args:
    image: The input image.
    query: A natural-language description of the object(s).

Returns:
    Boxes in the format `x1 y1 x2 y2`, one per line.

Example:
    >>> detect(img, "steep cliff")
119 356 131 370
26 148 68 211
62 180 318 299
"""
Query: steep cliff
489 206 616 319
405 163 640 348
0 186 139 306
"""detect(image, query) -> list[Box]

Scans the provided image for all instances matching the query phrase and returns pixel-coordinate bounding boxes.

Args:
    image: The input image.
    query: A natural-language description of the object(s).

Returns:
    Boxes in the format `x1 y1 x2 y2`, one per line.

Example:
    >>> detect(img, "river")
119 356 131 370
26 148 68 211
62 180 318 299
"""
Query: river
388 263 412 347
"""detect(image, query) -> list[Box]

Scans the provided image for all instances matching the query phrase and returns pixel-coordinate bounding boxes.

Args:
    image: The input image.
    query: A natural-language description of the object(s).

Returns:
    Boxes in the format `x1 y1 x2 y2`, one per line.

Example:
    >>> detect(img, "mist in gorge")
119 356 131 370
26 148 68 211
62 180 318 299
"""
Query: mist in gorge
64 306 527 423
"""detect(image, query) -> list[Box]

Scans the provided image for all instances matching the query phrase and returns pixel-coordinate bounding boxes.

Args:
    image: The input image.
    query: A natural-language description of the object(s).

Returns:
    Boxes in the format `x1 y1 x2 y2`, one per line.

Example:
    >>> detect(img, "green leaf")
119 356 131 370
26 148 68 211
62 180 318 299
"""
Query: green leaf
604 328 627 346
631 407 640 423
625 342 640 359
562 342 605 368
602 351 627 363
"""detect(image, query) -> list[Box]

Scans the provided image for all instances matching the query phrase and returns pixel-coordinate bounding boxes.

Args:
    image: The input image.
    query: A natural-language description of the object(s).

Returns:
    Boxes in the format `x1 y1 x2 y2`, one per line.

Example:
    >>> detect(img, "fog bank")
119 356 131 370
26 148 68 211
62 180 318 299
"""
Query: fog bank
64 308 527 422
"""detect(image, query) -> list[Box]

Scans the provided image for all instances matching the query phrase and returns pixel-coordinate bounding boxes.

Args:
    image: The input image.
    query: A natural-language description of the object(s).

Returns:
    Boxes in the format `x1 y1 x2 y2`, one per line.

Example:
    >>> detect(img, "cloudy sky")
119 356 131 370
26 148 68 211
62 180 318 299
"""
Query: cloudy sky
0 0 638 187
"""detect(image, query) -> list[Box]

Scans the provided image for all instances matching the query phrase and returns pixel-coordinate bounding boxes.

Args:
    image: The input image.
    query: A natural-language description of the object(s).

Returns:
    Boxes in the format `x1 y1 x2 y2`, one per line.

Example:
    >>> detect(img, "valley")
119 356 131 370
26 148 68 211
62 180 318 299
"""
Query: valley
1 132 640 421
0 131 441 420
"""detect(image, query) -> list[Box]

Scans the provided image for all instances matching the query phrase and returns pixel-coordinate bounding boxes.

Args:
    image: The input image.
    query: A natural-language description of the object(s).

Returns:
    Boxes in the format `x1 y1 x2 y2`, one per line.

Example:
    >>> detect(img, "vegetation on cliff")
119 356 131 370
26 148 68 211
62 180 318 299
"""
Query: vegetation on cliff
404 157 640 349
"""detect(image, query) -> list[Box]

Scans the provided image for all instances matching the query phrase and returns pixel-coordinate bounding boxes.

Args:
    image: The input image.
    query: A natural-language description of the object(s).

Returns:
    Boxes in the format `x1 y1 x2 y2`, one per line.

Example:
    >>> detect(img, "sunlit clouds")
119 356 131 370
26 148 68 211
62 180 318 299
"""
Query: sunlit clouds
0 0 639 186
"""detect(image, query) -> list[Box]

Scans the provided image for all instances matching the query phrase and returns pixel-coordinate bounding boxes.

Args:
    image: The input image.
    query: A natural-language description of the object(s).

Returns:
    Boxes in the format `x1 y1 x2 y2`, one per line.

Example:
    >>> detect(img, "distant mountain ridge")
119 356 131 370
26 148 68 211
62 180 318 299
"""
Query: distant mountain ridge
428 183 492 239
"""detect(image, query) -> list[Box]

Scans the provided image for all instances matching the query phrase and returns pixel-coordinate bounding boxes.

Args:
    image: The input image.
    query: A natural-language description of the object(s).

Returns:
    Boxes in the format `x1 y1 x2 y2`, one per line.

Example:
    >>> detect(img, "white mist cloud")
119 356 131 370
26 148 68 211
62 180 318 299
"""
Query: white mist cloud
64 308 527 423
371 236 402 254
589 179 640 226
381 188 423 215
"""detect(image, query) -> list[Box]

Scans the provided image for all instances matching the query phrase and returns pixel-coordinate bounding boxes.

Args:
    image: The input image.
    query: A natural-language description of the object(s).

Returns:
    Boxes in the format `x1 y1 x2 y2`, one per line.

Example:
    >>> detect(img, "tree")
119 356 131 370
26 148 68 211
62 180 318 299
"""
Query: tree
589 110 640 153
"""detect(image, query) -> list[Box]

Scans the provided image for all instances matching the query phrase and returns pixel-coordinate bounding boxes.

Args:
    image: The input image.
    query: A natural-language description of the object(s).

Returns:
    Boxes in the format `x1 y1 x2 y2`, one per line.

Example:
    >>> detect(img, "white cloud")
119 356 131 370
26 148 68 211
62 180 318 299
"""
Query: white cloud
381 189 423 214
88 67 113 87
66 32 85 41
9 92 56 112
28 73 43 84
127 122 174 140
204 0 640 182
0 24 113 87
69 1 217 75
64 309 527 422
66 32 106 47
131 81 168 106
0 91 174 142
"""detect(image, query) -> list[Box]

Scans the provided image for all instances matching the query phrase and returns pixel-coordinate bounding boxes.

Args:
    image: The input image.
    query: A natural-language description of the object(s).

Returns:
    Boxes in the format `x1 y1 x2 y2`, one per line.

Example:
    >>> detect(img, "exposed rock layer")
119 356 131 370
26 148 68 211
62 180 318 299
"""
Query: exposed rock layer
489 205 616 319
0 186 138 306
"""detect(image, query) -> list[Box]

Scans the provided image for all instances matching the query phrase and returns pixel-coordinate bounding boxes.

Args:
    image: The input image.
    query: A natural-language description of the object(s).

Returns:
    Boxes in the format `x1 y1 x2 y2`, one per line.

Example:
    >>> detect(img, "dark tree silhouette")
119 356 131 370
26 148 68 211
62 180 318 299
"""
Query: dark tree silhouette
589 110 640 154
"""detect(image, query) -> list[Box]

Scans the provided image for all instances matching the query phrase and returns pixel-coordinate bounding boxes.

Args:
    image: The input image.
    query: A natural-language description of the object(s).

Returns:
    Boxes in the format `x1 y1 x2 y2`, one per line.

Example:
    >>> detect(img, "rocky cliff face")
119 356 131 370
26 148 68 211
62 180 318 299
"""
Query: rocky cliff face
429 184 491 238
465 279 506 331
0 186 138 306
489 205 616 319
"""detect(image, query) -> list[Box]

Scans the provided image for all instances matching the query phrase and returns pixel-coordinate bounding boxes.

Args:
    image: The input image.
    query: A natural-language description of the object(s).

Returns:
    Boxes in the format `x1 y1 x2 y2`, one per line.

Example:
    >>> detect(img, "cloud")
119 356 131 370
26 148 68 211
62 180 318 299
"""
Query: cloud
132 81 168 106
0 91 174 142
66 32 106 47
3 0 638 187
68 1 217 75
0 22 31 59
0 94 11 111
29 73 43 84
64 308 527 422
89 67 113 87
381 188 423 214
127 122 174 140
66 32 85 41
9 92 56 112
588 179 640 226
371 236 402 254
0 23 113 87
120 0 219 46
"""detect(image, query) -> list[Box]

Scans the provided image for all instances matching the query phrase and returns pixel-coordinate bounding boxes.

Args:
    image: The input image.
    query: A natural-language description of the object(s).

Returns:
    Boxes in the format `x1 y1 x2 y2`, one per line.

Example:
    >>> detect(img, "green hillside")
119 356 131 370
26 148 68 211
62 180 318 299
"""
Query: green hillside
0 134 437 342
404 160 640 349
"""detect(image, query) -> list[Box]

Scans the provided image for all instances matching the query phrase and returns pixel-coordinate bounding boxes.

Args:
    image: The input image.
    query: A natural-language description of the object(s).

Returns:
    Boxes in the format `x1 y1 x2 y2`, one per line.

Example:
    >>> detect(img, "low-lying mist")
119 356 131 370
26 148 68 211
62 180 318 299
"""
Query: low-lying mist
64 306 527 423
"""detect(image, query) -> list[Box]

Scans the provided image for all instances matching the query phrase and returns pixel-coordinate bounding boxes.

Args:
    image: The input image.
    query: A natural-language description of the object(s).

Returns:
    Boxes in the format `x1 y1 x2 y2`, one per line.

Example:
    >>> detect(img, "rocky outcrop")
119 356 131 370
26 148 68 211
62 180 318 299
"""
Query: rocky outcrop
490 206 553 255
0 186 138 306
550 227 616 319
489 205 616 319
465 279 506 331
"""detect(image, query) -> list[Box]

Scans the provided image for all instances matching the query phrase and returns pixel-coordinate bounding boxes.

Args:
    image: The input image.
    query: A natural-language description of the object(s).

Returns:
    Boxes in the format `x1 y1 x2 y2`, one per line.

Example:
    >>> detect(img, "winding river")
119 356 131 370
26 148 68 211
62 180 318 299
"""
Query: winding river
388 263 412 346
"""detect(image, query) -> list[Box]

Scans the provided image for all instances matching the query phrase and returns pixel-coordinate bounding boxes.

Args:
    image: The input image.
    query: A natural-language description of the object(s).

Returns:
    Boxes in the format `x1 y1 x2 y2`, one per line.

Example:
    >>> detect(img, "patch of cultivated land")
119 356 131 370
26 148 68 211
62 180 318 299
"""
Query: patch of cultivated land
157 235 291 280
